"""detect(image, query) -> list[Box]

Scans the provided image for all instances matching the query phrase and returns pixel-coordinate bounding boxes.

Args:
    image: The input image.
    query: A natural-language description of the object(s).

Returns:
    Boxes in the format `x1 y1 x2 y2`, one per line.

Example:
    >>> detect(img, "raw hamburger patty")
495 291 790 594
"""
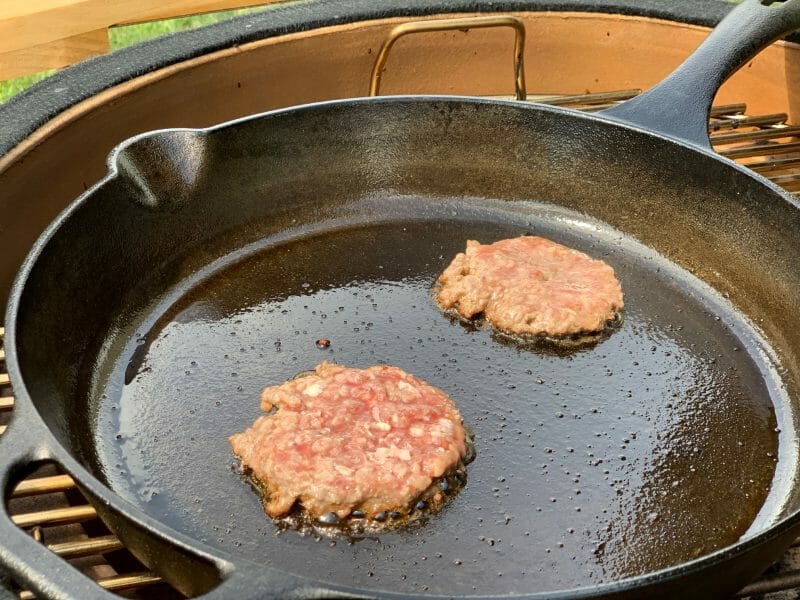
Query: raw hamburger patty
437 236 624 337
229 361 468 521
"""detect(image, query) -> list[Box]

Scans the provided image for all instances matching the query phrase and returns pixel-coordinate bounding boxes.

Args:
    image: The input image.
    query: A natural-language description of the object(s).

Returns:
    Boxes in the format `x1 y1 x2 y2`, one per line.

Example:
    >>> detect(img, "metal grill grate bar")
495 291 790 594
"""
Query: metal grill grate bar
12 474 75 497
18 572 163 600
710 103 748 117
736 570 800 597
718 140 800 159
48 535 124 559
710 125 800 145
743 156 800 175
769 177 800 192
12 505 97 529
0 396 13 410
576 102 619 112
535 89 641 106
710 113 788 131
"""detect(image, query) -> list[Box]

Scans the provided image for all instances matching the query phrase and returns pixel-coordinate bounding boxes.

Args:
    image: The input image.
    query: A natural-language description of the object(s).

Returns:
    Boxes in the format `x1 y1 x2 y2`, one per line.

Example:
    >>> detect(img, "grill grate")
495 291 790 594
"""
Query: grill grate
0 328 179 598
2 90 800 598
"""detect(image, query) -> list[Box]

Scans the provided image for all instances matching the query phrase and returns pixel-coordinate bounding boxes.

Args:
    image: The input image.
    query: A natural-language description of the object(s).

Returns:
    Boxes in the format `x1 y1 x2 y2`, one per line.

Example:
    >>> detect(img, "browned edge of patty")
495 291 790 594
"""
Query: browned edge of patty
234 435 475 536
431 282 623 352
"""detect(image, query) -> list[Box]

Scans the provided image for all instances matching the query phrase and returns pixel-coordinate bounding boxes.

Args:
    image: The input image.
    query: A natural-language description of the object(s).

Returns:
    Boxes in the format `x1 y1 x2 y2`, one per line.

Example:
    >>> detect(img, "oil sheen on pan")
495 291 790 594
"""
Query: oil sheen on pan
92 196 787 596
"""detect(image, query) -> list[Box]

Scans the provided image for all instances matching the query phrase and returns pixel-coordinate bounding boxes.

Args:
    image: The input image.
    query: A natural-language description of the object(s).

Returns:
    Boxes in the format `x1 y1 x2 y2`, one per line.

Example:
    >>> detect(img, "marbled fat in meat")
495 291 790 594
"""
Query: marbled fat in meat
230 362 468 520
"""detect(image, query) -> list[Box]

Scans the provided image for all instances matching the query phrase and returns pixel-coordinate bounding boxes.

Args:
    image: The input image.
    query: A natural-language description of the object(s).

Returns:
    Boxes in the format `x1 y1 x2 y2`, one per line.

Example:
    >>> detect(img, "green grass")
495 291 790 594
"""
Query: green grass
0 71 54 103
0 8 262 104
108 9 260 50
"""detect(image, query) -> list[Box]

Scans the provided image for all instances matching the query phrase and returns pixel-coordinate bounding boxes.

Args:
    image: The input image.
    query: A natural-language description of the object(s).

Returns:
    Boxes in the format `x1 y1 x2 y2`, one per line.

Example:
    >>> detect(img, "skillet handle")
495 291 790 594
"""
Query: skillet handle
601 0 800 149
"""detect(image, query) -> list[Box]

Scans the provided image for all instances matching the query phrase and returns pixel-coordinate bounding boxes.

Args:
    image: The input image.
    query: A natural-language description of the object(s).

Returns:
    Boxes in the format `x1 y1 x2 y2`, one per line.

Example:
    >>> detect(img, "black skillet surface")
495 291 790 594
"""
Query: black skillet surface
94 201 784 596
4 1 800 599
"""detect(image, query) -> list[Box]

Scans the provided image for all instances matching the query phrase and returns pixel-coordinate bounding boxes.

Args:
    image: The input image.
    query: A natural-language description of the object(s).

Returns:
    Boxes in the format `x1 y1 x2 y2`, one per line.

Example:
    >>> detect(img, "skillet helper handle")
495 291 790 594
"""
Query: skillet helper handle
0 420 114 600
0 438 311 600
0 389 329 599
0 418 350 599
602 0 800 148
369 15 527 100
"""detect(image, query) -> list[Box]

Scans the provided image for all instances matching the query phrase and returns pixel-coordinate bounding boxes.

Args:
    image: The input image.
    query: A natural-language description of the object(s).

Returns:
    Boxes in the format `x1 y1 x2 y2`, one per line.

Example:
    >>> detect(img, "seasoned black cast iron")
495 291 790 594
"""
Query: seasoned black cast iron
3 1 800 598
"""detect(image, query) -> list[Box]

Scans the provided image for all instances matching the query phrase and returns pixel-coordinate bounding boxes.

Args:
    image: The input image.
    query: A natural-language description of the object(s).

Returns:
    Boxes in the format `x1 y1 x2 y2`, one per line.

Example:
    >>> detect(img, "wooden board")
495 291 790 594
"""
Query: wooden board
0 0 274 56
0 29 109 79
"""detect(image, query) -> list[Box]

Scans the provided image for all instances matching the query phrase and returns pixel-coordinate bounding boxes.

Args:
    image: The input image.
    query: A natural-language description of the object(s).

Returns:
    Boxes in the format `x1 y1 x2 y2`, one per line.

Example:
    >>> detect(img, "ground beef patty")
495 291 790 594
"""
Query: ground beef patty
437 236 624 337
229 361 468 524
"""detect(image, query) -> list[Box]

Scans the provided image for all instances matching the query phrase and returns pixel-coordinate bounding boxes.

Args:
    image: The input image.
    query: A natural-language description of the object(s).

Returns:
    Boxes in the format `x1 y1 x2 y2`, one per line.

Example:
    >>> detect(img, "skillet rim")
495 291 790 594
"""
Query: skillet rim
4 94 800 599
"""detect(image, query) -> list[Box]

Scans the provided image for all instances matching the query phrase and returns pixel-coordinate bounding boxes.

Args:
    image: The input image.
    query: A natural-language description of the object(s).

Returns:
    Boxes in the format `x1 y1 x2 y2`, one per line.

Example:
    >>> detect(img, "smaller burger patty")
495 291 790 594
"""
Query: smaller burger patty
230 362 469 525
437 236 624 337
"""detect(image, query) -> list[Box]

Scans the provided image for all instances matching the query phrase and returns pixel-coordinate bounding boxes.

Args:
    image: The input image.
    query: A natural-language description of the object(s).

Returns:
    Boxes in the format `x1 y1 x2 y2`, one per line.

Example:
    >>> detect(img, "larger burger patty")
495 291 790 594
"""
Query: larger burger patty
437 236 624 337
229 362 469 524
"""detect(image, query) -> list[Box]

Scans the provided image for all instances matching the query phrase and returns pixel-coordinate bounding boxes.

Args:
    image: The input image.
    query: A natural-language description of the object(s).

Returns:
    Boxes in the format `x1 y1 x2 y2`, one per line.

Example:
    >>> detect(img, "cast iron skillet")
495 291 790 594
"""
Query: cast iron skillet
4 1 800 598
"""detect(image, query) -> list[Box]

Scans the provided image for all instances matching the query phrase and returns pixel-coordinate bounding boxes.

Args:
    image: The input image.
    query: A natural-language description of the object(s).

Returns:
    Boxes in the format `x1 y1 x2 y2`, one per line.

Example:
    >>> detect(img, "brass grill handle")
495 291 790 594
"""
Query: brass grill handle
369 15 527 100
